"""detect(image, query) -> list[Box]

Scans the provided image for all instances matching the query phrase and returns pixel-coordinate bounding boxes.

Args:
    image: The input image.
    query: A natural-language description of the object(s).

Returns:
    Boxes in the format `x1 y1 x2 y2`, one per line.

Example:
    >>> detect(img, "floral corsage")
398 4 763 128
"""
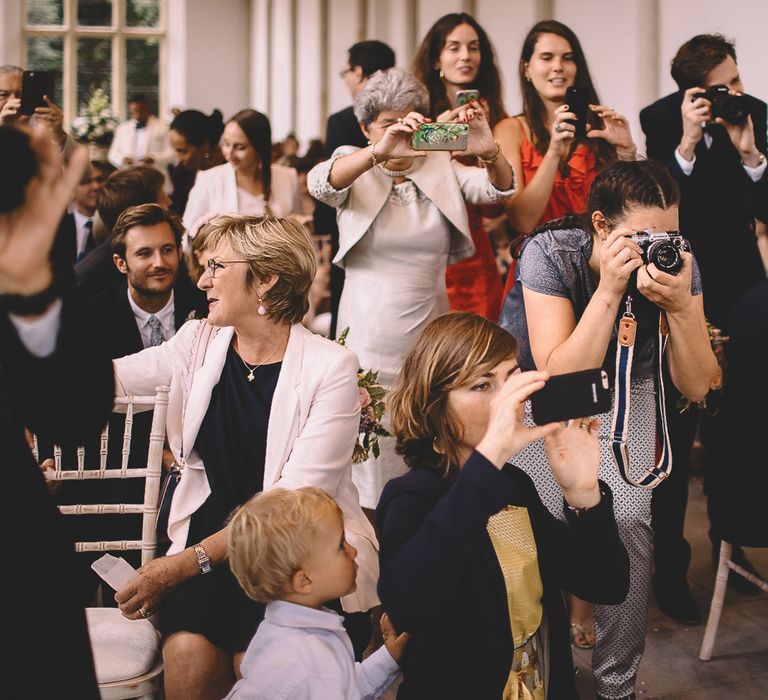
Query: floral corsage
337 327 390 463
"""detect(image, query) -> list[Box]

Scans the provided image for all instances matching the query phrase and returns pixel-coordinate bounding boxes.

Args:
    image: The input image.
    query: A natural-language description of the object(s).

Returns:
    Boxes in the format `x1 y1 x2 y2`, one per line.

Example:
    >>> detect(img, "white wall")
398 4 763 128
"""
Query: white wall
2 0 766 148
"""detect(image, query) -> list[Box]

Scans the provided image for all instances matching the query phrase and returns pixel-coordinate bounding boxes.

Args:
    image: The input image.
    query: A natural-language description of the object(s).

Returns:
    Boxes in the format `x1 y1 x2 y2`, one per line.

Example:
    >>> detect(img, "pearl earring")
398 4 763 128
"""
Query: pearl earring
257 296 267 316
439 69 445 80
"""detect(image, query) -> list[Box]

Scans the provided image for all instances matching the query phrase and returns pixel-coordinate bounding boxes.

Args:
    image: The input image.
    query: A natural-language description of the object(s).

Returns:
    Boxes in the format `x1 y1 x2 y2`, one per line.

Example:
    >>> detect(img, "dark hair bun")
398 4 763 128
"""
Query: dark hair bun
0 127 36 214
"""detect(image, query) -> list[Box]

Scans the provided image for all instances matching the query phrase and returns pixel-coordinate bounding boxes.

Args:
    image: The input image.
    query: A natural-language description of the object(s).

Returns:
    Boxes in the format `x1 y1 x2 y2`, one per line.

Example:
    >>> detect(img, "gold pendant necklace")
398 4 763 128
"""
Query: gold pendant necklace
239 342 280 381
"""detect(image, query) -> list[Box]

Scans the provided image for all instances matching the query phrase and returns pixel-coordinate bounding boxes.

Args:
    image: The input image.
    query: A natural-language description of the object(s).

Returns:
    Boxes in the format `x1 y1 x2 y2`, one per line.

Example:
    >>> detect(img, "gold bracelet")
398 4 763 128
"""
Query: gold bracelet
478 141 502 167
370 144 380 170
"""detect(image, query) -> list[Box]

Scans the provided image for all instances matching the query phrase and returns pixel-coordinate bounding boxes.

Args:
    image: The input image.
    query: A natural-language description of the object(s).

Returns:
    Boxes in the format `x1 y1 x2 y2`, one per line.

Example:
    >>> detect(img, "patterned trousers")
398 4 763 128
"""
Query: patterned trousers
514 377 657 699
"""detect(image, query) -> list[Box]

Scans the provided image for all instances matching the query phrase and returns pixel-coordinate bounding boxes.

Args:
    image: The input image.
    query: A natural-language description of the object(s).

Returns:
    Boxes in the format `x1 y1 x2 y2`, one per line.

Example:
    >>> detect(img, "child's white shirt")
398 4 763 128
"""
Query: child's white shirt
224 600 401 700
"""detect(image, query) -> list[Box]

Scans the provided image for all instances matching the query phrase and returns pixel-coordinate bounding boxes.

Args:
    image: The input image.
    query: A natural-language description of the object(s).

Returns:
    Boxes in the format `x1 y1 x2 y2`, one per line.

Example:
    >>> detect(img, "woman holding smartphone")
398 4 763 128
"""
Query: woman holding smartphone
414 12 508 320
506 160 717 700
377 312 629 699
308 68 514 511
495 20 636 319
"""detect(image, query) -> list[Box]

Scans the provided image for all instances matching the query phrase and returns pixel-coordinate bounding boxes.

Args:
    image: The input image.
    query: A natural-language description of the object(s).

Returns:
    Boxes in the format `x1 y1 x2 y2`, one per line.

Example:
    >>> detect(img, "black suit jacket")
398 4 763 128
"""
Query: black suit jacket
376 452 630 700
312 105 368 339
640 92 767 330
1 290 114 699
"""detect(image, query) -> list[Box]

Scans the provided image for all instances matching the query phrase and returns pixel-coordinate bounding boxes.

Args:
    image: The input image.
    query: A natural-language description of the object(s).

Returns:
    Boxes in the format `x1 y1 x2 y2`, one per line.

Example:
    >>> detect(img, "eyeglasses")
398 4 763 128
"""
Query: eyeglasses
338 67 353 80
206 259 249 278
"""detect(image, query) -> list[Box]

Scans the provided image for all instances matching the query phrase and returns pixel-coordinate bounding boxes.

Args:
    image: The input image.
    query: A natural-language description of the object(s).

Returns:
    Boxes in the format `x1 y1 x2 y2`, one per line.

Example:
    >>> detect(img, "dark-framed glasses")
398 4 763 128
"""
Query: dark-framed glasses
207 259 250 278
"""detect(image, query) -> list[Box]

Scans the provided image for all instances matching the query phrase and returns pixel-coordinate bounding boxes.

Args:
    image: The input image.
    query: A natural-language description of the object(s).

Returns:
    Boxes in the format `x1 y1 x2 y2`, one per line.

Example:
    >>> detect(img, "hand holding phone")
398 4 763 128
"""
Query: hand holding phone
412 122 468 151
565 86 589 138
530 368 610 425
456 89 480 107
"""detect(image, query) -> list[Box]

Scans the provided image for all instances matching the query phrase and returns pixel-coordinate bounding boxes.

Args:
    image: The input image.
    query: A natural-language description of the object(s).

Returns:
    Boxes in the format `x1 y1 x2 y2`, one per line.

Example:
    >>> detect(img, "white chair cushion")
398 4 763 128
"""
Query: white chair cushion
86 608 160 684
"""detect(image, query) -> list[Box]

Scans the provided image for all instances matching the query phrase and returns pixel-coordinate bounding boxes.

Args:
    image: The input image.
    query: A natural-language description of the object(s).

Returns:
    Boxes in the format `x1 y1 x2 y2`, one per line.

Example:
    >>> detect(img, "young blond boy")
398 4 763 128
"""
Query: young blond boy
225 486 407 699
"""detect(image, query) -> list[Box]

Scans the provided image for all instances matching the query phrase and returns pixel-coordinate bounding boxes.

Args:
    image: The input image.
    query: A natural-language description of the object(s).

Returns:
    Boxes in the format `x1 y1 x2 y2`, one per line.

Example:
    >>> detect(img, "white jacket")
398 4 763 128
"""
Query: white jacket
308 146 516 268
182 162 300 230
108 115 173 170
113 321 380 612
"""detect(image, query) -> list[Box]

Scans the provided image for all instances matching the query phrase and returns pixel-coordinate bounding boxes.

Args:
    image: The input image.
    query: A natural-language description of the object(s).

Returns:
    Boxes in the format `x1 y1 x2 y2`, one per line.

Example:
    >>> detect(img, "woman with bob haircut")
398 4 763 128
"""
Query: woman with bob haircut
376 312 630 700
111 215 379 699
504 159 717 699
308 67 515 511
182 109 300 230
413 12 508 320
496 20 637 315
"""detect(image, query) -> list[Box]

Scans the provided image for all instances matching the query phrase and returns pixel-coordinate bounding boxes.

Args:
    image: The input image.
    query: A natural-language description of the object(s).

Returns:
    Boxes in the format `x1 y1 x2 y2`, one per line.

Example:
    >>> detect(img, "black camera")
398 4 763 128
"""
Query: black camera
628 231 689 275
695 84 748 126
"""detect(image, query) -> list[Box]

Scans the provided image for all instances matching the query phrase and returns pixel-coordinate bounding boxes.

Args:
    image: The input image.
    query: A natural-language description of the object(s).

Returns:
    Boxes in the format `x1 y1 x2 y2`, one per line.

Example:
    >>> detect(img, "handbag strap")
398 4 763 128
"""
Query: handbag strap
610 294 673 489
178 320 217 466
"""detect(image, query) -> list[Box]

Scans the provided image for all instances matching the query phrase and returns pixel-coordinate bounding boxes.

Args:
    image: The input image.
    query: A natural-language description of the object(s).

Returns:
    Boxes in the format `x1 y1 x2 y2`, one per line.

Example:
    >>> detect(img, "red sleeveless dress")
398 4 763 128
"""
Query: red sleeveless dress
500 121 599 302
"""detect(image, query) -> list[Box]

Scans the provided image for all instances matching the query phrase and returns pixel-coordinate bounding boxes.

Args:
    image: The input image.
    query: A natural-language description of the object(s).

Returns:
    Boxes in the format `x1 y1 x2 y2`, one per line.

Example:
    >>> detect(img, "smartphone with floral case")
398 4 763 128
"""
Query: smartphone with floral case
411 123 468 151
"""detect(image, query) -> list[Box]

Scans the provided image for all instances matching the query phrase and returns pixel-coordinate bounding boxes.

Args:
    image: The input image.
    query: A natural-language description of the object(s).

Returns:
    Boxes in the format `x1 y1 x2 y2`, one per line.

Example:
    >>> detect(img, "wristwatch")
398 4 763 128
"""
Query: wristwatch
194 543 212 575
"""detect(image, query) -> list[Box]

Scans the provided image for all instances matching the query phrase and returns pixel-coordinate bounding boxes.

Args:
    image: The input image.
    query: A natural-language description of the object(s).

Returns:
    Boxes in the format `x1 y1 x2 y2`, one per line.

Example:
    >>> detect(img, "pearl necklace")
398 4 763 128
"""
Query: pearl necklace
375 161 416 178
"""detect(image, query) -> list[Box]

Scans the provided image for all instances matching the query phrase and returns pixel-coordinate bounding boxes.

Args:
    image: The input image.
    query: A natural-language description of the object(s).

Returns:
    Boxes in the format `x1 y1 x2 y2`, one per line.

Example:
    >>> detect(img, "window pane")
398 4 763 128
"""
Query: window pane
126 0 160 27
25 36 64 107
77 0 113 27
77 38 112 113
126 38 159 115
26 0 63 25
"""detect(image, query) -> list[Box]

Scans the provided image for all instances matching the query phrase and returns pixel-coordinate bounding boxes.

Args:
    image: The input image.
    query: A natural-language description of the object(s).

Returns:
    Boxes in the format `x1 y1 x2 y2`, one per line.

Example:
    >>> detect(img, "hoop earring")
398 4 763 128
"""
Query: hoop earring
439 69 445 80
257 296 267 316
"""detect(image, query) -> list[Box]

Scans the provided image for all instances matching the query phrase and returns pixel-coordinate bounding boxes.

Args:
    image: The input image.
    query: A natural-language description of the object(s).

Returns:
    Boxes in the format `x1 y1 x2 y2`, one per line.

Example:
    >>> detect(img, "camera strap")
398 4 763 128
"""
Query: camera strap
610 295 672 489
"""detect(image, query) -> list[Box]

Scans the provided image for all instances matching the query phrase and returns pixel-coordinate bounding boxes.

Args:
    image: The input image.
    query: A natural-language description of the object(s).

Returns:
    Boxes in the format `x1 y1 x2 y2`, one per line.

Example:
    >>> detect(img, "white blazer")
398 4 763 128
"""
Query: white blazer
308 145 516 268
113 321 380 612
108 115 173 170
182 162 300 230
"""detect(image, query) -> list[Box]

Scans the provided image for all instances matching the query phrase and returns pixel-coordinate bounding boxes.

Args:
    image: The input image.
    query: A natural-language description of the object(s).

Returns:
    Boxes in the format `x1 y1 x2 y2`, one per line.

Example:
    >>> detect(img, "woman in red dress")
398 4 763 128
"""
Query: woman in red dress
414 12 507 320
495 20 637 305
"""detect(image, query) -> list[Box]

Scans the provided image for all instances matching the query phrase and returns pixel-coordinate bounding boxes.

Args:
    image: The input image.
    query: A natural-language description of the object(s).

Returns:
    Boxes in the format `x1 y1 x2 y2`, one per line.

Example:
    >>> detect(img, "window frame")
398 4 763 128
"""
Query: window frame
23 0 166 124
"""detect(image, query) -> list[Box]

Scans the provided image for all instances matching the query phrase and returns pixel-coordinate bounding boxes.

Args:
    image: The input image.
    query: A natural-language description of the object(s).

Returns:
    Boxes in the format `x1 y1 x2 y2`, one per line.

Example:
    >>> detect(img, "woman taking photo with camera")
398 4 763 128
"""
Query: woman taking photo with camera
377 312 630 699
414 12 507 319
308 68 514 510
496 20 636 318
505 159 717 700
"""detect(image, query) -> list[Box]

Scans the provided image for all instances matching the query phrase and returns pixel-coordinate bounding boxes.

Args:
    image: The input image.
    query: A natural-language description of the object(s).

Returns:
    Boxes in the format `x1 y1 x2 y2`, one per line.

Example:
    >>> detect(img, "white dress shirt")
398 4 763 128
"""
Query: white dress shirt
225 600 400 700
133 122 149 160
9 299 63 357
126 289 175 348
675 133 767 182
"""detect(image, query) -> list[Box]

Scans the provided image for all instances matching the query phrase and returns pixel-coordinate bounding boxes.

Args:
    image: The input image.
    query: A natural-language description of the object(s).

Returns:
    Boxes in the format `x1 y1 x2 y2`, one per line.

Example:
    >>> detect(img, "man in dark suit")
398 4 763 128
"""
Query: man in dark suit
640 34 767 625
313 40 395 338
1 126 113 698
94 202 207 356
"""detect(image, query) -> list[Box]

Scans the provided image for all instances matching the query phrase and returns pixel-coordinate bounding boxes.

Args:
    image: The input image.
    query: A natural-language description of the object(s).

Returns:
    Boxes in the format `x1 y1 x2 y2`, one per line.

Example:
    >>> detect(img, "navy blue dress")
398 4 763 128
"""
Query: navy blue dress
159 343 281 652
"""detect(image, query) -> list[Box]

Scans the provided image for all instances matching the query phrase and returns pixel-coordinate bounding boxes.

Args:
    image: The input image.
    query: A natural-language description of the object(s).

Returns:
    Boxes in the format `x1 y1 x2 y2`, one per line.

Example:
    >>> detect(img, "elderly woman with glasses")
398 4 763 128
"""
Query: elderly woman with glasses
308 67 515 511
111 215 379 700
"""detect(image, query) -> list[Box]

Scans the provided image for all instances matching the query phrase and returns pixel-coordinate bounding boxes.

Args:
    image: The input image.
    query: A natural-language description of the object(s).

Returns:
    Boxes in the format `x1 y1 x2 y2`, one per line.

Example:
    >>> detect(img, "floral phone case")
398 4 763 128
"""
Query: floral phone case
411 123 469 151
456 89 479 106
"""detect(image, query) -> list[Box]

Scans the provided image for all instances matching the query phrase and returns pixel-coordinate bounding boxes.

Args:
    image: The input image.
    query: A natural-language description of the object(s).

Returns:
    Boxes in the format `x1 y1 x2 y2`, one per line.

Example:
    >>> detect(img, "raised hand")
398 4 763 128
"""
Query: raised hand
636 251 695 315
0 125 88 294
596 227 644 298
373 111 429 161
587 104 636 158
544 418 601 507
678 87 711 160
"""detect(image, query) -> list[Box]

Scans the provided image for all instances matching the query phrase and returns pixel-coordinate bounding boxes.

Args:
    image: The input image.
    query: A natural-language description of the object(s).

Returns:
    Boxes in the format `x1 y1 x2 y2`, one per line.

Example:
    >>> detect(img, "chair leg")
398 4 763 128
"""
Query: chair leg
699 540 732 660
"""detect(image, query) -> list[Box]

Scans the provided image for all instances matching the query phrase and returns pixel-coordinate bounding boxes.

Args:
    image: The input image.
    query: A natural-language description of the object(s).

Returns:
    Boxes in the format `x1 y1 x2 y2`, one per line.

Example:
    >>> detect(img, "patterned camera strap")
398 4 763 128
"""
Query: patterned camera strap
610 294 673 489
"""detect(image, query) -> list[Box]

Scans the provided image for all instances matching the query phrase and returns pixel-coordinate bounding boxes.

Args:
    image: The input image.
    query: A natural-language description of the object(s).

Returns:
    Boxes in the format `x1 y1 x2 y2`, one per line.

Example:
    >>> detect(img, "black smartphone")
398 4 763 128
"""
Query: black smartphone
565 85 589 138
530 368 610 425
21 70 55 116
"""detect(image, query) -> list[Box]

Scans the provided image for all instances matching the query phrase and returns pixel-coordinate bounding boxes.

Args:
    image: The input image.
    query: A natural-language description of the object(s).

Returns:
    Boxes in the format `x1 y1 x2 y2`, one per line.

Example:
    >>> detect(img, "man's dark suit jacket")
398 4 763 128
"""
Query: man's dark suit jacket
1 290 114 699
707 279 768 546
640 92 767 331
376 451 630 700
313 105 368 339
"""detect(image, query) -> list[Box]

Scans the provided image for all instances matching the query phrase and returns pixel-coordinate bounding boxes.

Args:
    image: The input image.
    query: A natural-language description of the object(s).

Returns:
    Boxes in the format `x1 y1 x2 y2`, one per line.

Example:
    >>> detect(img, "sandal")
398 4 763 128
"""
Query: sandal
570 622 595 649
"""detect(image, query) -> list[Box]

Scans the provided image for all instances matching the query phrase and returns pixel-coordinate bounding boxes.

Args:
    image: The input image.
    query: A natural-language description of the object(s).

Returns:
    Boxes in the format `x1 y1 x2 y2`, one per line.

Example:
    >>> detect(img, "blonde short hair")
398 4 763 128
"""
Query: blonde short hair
228 487 341 603
203 215 317 325
388 312 518 479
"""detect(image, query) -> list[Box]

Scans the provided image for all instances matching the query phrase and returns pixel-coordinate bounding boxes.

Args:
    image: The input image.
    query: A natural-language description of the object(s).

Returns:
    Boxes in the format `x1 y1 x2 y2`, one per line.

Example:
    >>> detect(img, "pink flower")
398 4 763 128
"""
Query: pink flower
358 387 372 408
